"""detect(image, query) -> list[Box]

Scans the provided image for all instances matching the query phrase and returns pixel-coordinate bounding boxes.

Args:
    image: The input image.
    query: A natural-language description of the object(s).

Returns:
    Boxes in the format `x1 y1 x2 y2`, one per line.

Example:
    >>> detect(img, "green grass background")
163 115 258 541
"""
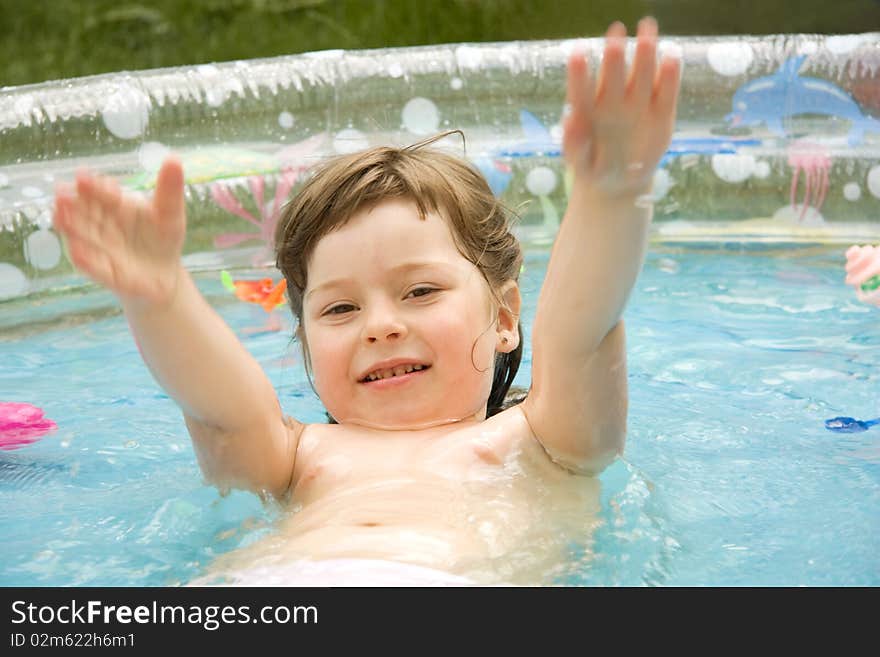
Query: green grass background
2 0 879 87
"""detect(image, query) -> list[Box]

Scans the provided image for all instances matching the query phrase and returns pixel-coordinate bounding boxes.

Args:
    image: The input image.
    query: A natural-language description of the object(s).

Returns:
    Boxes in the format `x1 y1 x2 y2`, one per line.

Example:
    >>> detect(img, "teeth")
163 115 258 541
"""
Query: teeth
365 364 425 381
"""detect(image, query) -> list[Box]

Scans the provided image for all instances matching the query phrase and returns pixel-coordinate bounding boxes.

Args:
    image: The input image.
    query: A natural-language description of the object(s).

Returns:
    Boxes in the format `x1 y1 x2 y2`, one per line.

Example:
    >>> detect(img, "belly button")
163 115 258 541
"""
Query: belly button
358 522 381 528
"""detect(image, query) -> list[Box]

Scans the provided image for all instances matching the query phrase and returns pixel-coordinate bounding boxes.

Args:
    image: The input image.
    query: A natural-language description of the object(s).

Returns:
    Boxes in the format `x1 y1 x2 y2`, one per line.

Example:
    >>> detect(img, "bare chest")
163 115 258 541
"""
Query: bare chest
290 407 543 504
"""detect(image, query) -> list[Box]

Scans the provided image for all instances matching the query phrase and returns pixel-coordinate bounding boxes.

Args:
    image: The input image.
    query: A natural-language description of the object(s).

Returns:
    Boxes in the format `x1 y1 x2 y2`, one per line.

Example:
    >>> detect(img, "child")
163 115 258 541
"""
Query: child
52 18 680 585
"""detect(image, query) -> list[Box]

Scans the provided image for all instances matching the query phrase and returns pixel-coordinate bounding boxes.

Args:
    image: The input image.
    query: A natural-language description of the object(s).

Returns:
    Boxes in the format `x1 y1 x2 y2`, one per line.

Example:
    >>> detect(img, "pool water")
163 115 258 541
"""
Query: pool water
1 244 878 586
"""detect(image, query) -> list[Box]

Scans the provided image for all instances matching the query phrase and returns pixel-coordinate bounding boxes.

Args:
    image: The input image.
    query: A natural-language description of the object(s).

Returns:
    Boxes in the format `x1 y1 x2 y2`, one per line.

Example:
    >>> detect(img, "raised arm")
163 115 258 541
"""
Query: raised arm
521 18 680 473
53 159 299 498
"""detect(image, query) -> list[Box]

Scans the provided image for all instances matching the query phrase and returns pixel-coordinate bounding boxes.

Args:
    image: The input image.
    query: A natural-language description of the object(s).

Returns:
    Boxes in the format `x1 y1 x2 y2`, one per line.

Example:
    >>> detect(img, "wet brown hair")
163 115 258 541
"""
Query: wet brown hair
274 131 527 420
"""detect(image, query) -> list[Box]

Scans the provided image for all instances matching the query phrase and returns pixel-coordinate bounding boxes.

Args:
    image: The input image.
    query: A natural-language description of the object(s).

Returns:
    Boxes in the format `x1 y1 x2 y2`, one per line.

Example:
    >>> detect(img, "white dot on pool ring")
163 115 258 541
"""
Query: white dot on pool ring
0 263 28 299
138 142 170 171
772 204 825 226
652 168 672 200
753 161 771 179
101 84 150 140
455 46 483 70
797 42 819 56
826 35 865 54
706 43 753 76
450 77 463 90
526 167 558 196
402 97 440 136
204 87 228 108
333 128 369 154
0 173 9 187
14 94 34 116
867 165 880 199
24 229 62 271
558 39 580 57
387 63 404 78
843 182 861 201
711 154 755 183
658 40 683 62
278 111 295 129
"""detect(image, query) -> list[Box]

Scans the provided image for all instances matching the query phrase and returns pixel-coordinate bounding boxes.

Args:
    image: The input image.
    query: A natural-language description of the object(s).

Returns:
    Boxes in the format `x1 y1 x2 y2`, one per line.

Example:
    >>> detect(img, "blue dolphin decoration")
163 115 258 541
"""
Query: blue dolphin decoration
492 110 563 158
472 156 513 196
726 55 880 146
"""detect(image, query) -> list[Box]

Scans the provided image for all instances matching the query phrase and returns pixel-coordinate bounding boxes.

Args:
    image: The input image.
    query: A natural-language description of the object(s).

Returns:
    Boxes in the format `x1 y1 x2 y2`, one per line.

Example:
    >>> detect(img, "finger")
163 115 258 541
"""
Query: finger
653 54 682 120
597 21 627 105
628 17 657 107
99 176 143 242
565 42 594 123
96 175 124 216
70 180 109 249
54 181 75 200
74 170 109 234
153 156 185 226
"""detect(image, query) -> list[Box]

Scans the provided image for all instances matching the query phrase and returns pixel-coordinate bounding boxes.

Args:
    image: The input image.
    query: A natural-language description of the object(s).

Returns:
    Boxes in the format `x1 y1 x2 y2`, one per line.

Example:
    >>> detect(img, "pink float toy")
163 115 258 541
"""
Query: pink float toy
0 402 57 451
845 244 880 307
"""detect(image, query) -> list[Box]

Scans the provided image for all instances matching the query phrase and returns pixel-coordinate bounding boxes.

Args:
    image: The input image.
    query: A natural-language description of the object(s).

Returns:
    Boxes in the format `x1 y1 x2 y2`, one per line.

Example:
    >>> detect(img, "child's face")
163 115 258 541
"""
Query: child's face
302 199 508 429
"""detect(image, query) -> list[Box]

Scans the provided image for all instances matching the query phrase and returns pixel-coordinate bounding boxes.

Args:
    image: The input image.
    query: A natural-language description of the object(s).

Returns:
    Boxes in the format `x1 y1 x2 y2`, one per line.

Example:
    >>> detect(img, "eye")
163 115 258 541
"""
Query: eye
324 303 356 315
407 287 436 298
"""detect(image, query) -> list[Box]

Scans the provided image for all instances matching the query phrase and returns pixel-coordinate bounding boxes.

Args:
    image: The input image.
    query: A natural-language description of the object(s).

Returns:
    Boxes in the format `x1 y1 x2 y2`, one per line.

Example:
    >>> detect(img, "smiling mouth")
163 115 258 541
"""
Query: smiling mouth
359 364 431 383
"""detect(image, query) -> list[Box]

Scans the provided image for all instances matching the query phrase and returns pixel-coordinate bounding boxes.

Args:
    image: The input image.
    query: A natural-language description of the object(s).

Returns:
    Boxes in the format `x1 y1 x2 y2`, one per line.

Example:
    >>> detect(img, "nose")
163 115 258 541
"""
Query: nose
361 299 408 343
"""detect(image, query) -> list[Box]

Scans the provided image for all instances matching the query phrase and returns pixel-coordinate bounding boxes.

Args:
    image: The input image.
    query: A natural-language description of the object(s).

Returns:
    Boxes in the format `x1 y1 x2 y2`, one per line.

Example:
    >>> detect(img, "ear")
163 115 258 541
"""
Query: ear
495 279 522 353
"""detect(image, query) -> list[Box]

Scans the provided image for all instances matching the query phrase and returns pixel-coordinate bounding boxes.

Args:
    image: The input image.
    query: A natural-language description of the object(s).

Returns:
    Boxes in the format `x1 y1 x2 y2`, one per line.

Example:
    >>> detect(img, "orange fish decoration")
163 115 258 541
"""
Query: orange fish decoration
221 271 287 313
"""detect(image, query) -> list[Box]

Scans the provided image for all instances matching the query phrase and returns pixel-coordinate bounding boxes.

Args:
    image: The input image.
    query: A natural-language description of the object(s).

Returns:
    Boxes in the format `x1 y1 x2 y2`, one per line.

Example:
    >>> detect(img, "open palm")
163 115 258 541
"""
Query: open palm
563 18 681 198
54 158 187 306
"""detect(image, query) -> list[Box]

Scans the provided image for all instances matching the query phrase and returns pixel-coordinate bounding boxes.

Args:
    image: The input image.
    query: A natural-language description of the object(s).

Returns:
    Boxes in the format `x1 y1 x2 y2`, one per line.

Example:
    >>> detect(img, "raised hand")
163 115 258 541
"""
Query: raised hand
562 17 681 199
53 158 186 307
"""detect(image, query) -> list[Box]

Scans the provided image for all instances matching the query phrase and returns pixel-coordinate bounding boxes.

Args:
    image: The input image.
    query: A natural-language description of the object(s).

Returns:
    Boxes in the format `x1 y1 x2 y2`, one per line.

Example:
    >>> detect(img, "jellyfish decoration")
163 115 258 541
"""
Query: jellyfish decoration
211 167 303 266
788 141 831 222
0 402 57 451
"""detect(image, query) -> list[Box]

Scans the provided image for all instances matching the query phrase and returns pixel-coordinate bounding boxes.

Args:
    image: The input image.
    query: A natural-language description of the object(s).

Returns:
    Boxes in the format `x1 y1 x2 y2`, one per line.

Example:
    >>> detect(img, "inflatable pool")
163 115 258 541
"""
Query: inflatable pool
1 33 879 302
2 34 880 586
